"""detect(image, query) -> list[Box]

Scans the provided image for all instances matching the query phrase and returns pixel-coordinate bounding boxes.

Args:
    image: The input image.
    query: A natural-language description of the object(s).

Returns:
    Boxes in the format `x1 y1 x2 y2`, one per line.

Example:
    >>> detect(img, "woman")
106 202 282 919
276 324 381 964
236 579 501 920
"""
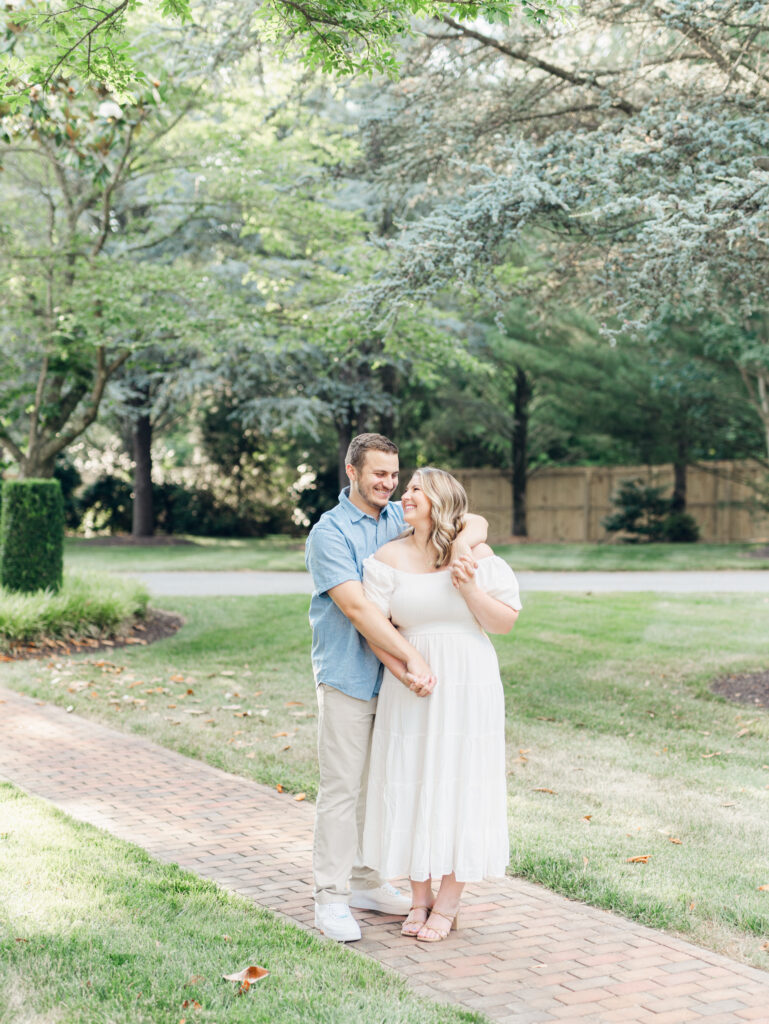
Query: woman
361 467 521 942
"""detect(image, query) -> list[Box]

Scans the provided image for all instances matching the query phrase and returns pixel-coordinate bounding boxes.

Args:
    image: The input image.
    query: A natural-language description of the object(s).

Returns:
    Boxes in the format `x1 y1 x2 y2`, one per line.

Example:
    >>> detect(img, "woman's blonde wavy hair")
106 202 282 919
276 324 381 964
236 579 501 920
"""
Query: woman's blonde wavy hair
406 467 469 569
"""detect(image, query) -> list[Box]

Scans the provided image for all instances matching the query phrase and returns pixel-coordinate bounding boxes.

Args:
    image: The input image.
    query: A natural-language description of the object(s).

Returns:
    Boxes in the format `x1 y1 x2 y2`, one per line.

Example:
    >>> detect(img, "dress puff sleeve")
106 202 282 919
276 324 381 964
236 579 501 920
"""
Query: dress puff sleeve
362 555 396 618
475 556 523 611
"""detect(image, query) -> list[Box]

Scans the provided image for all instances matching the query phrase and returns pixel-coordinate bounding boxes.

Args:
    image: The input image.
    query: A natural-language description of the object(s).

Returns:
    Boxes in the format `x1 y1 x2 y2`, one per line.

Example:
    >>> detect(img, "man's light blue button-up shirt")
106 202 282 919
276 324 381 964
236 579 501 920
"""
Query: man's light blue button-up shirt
305 487 404 701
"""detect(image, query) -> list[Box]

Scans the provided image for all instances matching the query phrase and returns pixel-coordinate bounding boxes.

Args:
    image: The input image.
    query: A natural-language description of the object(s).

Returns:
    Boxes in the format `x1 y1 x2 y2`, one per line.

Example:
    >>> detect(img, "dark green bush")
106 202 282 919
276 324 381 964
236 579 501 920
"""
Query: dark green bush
0 479 65 592
602 479 670 542
77 474 295 537
78 475 133 533
603 478 701 544
54 455 83 529
661 510 701 543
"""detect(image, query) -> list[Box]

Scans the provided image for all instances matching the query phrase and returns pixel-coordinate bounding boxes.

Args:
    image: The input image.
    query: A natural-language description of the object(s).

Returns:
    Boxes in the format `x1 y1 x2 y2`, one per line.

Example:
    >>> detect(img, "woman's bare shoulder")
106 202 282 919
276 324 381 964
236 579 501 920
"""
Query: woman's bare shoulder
373 537 411 567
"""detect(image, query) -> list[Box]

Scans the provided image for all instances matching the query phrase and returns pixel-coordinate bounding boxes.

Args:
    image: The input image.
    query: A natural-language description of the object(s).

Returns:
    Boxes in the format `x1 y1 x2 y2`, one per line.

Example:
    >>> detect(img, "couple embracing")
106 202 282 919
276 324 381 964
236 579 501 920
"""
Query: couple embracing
305 433 522 943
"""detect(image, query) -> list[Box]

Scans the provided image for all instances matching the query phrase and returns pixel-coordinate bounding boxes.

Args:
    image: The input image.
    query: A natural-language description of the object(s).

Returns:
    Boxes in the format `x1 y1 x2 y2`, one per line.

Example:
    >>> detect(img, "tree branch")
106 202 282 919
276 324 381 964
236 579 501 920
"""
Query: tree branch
440 15 638 115
37 347 131 464
42 0 130 88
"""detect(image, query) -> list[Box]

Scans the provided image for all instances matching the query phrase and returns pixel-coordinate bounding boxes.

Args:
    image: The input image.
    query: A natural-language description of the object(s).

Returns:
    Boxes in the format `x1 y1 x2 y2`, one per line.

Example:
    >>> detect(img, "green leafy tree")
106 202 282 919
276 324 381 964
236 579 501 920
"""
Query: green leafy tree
2 0 568 101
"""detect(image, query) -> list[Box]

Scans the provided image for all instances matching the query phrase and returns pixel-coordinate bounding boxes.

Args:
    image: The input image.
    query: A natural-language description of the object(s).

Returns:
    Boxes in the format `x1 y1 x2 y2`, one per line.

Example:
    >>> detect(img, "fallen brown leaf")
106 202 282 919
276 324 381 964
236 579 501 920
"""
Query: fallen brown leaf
285 701 304 706
533 788 556 794
627 855 651 864
758 884 769 892
294 793 306 802
669 837 682 845
273 731 289 737
276 784 284 793
222 965 269 984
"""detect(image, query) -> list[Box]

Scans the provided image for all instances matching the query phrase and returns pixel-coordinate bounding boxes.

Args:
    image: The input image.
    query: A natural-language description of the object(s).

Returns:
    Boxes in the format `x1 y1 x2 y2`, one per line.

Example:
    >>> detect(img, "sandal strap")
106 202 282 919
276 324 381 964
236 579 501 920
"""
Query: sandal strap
428 909 455 924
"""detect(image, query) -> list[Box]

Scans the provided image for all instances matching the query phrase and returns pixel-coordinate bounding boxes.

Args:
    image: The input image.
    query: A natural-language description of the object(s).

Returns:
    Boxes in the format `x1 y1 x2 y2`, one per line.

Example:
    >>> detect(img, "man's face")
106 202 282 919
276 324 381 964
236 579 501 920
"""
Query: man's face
347 450 399 514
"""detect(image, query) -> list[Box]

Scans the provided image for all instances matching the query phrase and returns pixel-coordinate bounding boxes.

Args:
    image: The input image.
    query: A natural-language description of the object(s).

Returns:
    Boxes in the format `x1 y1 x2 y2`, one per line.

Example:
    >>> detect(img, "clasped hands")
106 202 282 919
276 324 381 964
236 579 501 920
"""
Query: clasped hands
402 652 436 698
400 548 478 698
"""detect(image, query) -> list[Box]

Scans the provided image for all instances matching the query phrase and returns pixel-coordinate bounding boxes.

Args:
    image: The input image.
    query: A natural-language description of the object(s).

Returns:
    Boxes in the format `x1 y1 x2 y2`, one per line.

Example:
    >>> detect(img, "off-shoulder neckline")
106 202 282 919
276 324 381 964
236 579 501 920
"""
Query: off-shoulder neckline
365 553 499 577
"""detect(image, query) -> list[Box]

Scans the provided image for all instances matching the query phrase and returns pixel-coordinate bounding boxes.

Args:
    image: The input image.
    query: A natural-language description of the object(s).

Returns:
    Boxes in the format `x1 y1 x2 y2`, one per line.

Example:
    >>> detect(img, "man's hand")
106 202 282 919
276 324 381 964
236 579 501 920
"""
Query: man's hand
450 553 479 592
450 540 478 587
404 652 436 697
402 671 436 697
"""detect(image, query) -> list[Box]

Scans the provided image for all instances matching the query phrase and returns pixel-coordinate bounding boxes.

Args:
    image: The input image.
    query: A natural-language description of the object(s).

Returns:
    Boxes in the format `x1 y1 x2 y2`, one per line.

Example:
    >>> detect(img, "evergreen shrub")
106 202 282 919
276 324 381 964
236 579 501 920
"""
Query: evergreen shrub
0 479 65 592
603 478 700 544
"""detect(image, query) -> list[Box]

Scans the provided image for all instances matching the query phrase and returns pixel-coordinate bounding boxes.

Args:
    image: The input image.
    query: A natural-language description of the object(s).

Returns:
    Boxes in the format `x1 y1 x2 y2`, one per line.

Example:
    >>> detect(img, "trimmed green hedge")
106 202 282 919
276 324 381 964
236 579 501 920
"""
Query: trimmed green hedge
0 479 64 593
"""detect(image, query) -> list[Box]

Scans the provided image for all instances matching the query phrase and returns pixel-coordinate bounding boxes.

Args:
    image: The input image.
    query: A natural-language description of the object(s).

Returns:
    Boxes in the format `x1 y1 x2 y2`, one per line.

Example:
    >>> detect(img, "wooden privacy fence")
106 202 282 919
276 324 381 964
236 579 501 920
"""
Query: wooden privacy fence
451 461 769 544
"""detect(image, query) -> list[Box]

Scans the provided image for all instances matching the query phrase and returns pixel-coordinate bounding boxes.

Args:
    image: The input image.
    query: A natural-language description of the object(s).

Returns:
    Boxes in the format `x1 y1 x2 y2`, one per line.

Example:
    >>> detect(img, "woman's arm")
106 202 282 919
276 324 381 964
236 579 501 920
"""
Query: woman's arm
451 554 520 634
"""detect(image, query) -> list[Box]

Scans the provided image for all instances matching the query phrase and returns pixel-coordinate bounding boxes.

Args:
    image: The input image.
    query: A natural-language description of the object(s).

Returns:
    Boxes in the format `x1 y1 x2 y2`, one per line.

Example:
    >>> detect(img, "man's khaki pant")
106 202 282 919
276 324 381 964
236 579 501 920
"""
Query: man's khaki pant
313 683 382 904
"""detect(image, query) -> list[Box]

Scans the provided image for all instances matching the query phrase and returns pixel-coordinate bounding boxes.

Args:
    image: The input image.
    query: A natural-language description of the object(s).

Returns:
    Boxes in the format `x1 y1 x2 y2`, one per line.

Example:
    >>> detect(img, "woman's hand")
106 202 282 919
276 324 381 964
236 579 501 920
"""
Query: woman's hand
402 671 436 697
450 553 478 592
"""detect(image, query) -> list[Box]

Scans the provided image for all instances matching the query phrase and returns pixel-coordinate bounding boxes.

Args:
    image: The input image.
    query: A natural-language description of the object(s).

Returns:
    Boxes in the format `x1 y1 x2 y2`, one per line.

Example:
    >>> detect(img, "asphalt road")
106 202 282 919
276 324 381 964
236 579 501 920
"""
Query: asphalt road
123 569 769 597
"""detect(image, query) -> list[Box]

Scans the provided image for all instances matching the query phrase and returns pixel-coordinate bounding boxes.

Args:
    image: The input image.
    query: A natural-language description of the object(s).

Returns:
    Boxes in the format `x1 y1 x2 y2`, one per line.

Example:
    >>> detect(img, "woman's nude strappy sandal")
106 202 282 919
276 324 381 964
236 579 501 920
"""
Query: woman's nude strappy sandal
401 905 432 937
416 907 460 942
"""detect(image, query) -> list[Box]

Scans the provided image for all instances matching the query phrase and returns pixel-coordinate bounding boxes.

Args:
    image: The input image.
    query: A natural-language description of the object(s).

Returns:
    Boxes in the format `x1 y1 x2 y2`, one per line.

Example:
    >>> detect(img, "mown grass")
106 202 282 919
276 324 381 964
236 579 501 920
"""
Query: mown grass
65 535 307 572
0 784 487 1024
0 572 149 649
63 536 769 572
493 541 769 571
3 591 769 968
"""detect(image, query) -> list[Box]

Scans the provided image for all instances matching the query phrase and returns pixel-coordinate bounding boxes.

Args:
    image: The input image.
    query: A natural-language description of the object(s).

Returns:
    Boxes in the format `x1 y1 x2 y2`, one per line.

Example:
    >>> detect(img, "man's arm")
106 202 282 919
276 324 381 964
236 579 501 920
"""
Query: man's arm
450 512 488 572
328 580 435 683
367 640 435 698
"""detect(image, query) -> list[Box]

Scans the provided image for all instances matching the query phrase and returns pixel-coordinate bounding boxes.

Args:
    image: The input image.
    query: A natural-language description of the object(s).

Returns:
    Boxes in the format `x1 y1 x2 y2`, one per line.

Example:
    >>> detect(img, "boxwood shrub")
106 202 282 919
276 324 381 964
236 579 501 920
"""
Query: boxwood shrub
0 479 64 593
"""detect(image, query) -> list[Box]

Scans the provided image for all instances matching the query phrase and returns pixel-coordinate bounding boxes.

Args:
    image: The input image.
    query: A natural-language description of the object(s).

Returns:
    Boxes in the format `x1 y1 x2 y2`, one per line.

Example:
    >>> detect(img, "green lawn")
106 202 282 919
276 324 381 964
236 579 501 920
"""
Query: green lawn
63 536 769 572
3 590 769 969
0 785 487 1024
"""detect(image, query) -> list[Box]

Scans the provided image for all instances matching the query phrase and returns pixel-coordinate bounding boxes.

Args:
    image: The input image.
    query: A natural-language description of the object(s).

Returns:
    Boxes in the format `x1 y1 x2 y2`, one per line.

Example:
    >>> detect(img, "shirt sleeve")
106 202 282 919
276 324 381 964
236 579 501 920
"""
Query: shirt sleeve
362 556 395 618
305 524 360 596
476 556 523 611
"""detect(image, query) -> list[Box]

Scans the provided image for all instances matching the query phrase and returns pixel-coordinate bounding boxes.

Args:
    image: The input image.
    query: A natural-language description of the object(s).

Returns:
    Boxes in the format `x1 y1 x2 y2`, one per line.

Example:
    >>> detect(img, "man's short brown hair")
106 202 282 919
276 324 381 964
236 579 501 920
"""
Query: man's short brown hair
345 433 399 471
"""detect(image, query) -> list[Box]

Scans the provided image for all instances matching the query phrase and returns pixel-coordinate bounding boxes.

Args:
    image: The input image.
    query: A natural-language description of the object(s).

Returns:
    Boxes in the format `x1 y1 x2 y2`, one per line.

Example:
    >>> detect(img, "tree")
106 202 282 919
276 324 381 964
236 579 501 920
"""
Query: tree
2 0 568 103
346 0 769 470
0 4 262 478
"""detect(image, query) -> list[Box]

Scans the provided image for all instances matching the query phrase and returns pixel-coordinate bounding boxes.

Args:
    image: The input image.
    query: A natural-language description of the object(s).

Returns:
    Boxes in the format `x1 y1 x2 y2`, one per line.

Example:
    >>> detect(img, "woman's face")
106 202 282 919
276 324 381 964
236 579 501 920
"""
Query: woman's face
402 476 432 526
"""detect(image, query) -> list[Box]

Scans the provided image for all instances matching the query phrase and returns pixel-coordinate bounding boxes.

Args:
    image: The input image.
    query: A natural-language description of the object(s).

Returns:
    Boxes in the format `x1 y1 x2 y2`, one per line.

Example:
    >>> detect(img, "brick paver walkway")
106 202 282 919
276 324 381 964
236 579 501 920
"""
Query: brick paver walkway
2 685 768 1024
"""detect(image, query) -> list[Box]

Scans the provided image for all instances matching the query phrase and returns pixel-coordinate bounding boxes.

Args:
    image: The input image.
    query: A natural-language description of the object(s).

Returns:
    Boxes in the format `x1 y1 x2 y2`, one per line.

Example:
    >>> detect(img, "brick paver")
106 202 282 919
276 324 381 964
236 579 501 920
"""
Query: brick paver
2 685 768 1024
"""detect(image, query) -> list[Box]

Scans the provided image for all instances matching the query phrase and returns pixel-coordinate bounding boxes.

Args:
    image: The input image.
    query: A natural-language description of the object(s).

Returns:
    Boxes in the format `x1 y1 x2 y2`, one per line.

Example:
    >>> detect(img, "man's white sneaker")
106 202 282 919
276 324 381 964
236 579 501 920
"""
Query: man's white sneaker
314 902 362 942
349 882 411 915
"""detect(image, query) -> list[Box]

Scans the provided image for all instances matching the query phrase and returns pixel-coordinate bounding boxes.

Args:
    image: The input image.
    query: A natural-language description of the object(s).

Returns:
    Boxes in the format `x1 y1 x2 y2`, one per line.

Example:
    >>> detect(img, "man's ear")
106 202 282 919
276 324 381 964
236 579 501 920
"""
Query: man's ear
345 462 356 487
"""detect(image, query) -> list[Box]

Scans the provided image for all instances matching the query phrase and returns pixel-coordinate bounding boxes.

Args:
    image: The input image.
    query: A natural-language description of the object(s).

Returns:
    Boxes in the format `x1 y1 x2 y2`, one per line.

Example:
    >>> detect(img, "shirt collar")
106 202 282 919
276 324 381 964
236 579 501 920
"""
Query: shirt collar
339 486 394 523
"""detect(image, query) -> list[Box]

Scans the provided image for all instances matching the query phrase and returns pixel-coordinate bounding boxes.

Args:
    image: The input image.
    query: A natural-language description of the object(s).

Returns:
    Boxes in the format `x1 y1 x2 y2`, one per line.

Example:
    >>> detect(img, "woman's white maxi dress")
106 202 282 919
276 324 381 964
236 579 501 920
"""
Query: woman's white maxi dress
361 554 522 883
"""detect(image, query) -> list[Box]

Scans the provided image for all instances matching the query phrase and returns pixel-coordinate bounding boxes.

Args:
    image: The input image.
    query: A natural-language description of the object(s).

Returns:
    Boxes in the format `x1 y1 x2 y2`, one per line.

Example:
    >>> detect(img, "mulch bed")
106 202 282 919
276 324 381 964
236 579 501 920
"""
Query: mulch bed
0 608 184 662
712 670 769 709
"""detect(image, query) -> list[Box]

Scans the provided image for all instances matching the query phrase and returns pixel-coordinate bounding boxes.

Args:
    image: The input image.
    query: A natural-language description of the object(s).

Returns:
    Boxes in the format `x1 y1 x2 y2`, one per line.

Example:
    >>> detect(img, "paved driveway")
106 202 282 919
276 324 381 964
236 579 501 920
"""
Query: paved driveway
123 569 769 596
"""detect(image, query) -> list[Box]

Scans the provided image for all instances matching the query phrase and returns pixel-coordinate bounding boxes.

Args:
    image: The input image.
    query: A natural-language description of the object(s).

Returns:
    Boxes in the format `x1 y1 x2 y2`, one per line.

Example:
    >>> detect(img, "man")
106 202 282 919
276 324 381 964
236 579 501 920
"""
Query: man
305 433 488 941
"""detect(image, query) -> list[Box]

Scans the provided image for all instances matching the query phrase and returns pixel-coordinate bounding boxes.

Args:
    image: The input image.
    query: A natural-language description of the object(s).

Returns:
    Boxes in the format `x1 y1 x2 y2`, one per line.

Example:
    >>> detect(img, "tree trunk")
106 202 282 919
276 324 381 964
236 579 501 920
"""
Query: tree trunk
378 363 397 439
671 431 687 512
512 366 532 537
337 415 353 491
17 453 56 479
131 412 154 537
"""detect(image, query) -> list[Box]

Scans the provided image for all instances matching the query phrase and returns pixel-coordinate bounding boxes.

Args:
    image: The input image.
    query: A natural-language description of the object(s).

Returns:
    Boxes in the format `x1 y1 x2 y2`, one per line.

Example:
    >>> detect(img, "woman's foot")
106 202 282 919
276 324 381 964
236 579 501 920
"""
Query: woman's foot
401 904 432 937
416 906 460 942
